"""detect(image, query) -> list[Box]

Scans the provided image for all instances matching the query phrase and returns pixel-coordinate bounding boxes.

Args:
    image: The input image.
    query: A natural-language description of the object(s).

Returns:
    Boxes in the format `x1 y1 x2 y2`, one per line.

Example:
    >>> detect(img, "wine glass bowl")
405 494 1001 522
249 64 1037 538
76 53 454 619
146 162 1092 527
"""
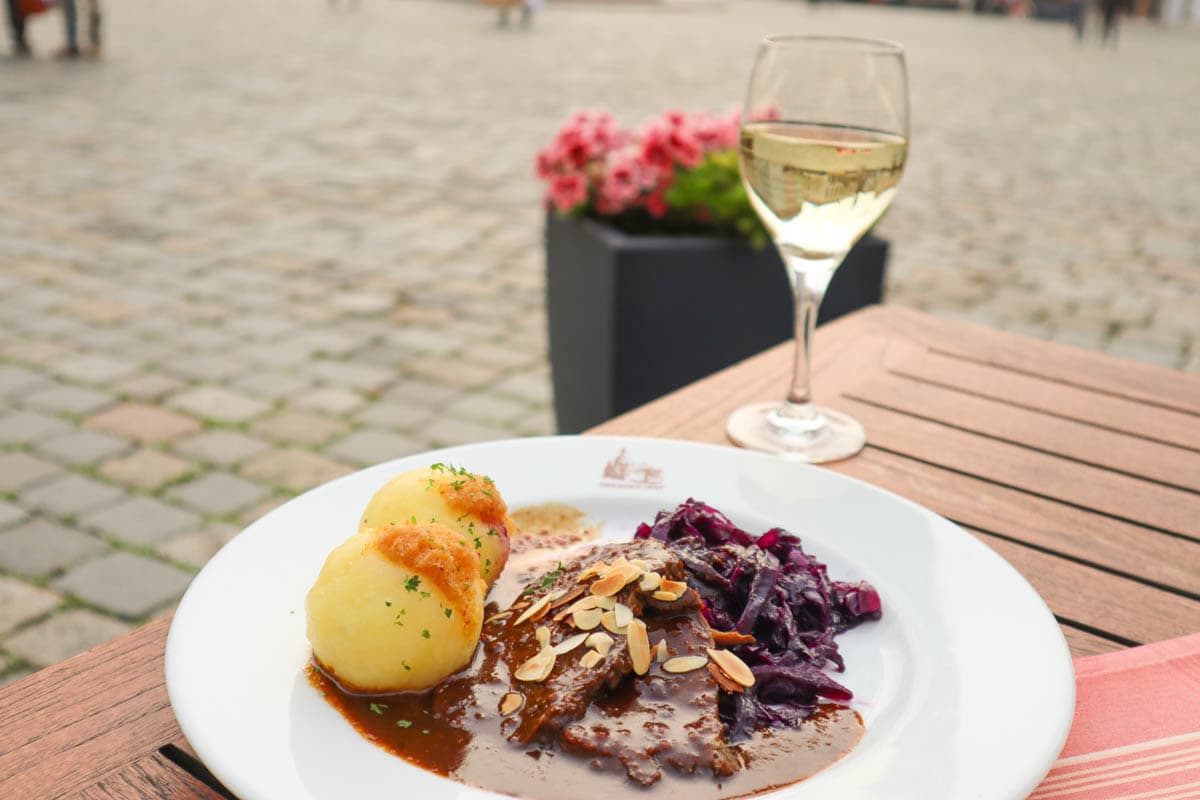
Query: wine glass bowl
727 36 909 461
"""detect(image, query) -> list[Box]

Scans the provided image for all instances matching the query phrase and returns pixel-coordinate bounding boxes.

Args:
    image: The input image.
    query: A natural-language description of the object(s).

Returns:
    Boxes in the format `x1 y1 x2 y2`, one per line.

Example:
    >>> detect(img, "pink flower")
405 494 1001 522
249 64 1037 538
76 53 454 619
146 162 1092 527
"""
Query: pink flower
695 109 741 152
595 146 647 215
548 172 588 212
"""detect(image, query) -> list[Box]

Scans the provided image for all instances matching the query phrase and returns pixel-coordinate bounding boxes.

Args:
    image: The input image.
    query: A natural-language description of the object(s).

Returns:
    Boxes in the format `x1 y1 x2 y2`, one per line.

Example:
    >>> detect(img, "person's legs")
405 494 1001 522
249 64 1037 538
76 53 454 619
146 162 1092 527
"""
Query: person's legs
60 0 80 55
5 0 29 55
86 0 100 49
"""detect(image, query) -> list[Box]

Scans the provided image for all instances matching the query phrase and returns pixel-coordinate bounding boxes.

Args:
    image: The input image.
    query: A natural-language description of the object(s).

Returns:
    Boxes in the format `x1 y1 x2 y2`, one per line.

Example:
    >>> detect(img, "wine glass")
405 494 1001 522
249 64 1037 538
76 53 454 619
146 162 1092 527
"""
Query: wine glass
727 35 909 461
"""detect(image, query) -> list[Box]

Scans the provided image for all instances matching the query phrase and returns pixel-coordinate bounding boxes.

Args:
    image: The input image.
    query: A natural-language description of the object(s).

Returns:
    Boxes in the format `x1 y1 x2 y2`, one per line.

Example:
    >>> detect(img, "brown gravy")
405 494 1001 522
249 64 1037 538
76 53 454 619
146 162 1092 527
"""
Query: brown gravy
309 504 865 799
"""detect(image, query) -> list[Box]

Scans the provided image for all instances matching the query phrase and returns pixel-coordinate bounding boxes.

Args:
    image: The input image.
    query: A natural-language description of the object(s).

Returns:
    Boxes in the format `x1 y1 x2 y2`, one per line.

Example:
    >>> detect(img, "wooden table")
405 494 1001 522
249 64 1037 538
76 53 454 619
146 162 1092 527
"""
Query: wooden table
2 306 1197 799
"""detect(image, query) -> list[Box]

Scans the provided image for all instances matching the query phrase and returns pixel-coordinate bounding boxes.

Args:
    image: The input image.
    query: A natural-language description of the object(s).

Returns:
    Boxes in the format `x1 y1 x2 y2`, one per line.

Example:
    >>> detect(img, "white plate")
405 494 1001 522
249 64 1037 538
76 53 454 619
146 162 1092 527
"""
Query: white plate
166 436 1075 800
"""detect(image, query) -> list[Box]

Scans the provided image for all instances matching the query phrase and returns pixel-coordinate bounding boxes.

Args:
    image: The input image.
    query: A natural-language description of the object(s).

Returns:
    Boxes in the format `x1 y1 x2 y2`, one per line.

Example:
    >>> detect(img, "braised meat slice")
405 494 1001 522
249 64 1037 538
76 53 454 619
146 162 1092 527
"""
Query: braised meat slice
560 610 739 785
433 538 739 786
505 539 685 745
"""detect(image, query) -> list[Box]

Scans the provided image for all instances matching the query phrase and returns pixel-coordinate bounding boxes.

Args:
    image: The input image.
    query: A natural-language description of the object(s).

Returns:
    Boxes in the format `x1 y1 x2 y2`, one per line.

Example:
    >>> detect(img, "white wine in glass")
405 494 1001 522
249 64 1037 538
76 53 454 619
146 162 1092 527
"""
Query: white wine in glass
728 37 909 461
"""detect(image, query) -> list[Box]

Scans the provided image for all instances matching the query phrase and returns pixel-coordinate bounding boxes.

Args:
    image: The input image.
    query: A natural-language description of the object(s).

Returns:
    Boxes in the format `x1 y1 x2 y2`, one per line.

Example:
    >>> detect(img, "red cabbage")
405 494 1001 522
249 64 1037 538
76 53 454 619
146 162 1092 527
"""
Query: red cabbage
634 499 881 740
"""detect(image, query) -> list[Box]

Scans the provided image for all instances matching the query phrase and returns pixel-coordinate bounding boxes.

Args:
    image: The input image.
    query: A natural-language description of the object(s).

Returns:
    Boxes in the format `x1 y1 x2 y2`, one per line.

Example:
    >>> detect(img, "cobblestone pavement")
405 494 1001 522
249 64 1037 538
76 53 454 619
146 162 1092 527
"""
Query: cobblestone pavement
1 0 1198 680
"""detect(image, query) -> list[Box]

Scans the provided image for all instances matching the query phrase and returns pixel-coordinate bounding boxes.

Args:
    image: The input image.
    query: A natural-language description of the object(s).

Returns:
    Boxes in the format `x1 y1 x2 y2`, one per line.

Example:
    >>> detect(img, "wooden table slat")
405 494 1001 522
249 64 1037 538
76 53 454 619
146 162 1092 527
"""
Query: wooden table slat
62 752 224 800
967 527 1200 646
838 397 1200 539
1059 625 1127 659
880 341 1200 452
847 369 1200 492
0 618 179 800
838 449 1200 597
879 308 1200 416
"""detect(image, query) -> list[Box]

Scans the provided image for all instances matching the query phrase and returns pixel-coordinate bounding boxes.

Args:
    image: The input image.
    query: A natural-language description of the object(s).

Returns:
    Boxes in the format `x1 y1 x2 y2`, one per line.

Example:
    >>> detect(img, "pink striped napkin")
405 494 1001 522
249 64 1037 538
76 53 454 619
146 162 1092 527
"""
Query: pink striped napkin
1029 632 1200 800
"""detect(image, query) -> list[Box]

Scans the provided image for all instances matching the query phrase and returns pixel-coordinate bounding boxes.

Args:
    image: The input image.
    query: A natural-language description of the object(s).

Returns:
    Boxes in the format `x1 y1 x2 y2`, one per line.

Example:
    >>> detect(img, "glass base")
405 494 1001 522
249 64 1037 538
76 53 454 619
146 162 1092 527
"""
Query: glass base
726 401 866 463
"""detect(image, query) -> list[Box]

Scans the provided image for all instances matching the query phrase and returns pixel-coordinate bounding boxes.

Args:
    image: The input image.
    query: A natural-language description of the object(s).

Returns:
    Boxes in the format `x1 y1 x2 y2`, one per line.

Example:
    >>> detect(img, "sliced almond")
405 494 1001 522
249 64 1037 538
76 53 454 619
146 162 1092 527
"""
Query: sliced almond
653 590 682 602
707 648 756 688
513 590 563 626
499 692 525 715
627 619 651 676
484 610 512 624
580 649 603 669
511 601 530 611
600 610 627 635
638 571 662 592
572 608 603 630
707 662 745 693
576 561 610 583
549 586 585 610
663 655 708 673
612 602 634 629
535 626 550 646
590 569 631 597
553 632 589 655
595 595 616 611
630 559 649 571
514 645 556 682
586 632 614 656
653 639 669 663
659 579 688 596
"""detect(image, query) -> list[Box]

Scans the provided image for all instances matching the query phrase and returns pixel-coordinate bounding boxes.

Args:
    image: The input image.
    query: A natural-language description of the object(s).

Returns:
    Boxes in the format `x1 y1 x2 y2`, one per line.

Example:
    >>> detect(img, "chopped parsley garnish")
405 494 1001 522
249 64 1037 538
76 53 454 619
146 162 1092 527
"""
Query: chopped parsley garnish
419 591 431 599
369 703 388 715
444 608 453 619
422 629 431 639
450 479 466 491
396 719 412 728
404 575 421 592
409 515 417 524
487 528 498 537
402 661 412 671
474 537 483 550
539 562 565 590
385 601 392 607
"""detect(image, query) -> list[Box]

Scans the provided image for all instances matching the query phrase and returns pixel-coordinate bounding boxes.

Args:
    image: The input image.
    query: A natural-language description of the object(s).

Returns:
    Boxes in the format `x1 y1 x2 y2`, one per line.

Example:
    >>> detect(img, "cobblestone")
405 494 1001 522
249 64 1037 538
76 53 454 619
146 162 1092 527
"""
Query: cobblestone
0 502 28 530
168 386 272 424
171 430 271 466
167 472 271 515
250 410 349 446
240 449 355 493
82 497 200 547
54 553 193 618
21 474 125 519
21 384 116 416
0 519 108 578
98 449 194 490
1 0 1197 672
5 610 133 668
51 354 141 386
0 411 70 446
156 523 240 569
86 403 202 444
0 578 60 636
0 452 62 492
34 430 132 467
325 430 426 468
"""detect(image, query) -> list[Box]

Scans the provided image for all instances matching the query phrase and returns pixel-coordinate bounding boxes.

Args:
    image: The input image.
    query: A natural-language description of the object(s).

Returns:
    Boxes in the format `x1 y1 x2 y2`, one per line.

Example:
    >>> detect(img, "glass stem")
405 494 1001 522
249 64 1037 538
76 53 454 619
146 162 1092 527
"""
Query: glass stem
768 248 844 436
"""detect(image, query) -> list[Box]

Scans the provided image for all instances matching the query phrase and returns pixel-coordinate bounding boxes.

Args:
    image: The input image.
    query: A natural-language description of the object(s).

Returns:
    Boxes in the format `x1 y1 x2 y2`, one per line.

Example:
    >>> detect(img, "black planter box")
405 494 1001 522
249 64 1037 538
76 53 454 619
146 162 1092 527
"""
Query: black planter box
546 214 889 434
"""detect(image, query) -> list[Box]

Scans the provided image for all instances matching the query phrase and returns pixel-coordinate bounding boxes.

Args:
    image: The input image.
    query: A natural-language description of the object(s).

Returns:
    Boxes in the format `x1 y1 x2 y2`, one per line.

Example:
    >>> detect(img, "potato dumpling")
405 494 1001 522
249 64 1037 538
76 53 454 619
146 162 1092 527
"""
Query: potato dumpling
306 522 485 693
359 464 512 586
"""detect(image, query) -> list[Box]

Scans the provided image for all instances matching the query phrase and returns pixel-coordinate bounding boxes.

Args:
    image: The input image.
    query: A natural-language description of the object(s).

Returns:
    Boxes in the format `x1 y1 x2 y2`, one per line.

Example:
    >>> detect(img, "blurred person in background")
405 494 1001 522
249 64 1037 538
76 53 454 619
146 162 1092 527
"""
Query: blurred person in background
58 0 100 58
1099 0 1122 43
5 0 30 57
